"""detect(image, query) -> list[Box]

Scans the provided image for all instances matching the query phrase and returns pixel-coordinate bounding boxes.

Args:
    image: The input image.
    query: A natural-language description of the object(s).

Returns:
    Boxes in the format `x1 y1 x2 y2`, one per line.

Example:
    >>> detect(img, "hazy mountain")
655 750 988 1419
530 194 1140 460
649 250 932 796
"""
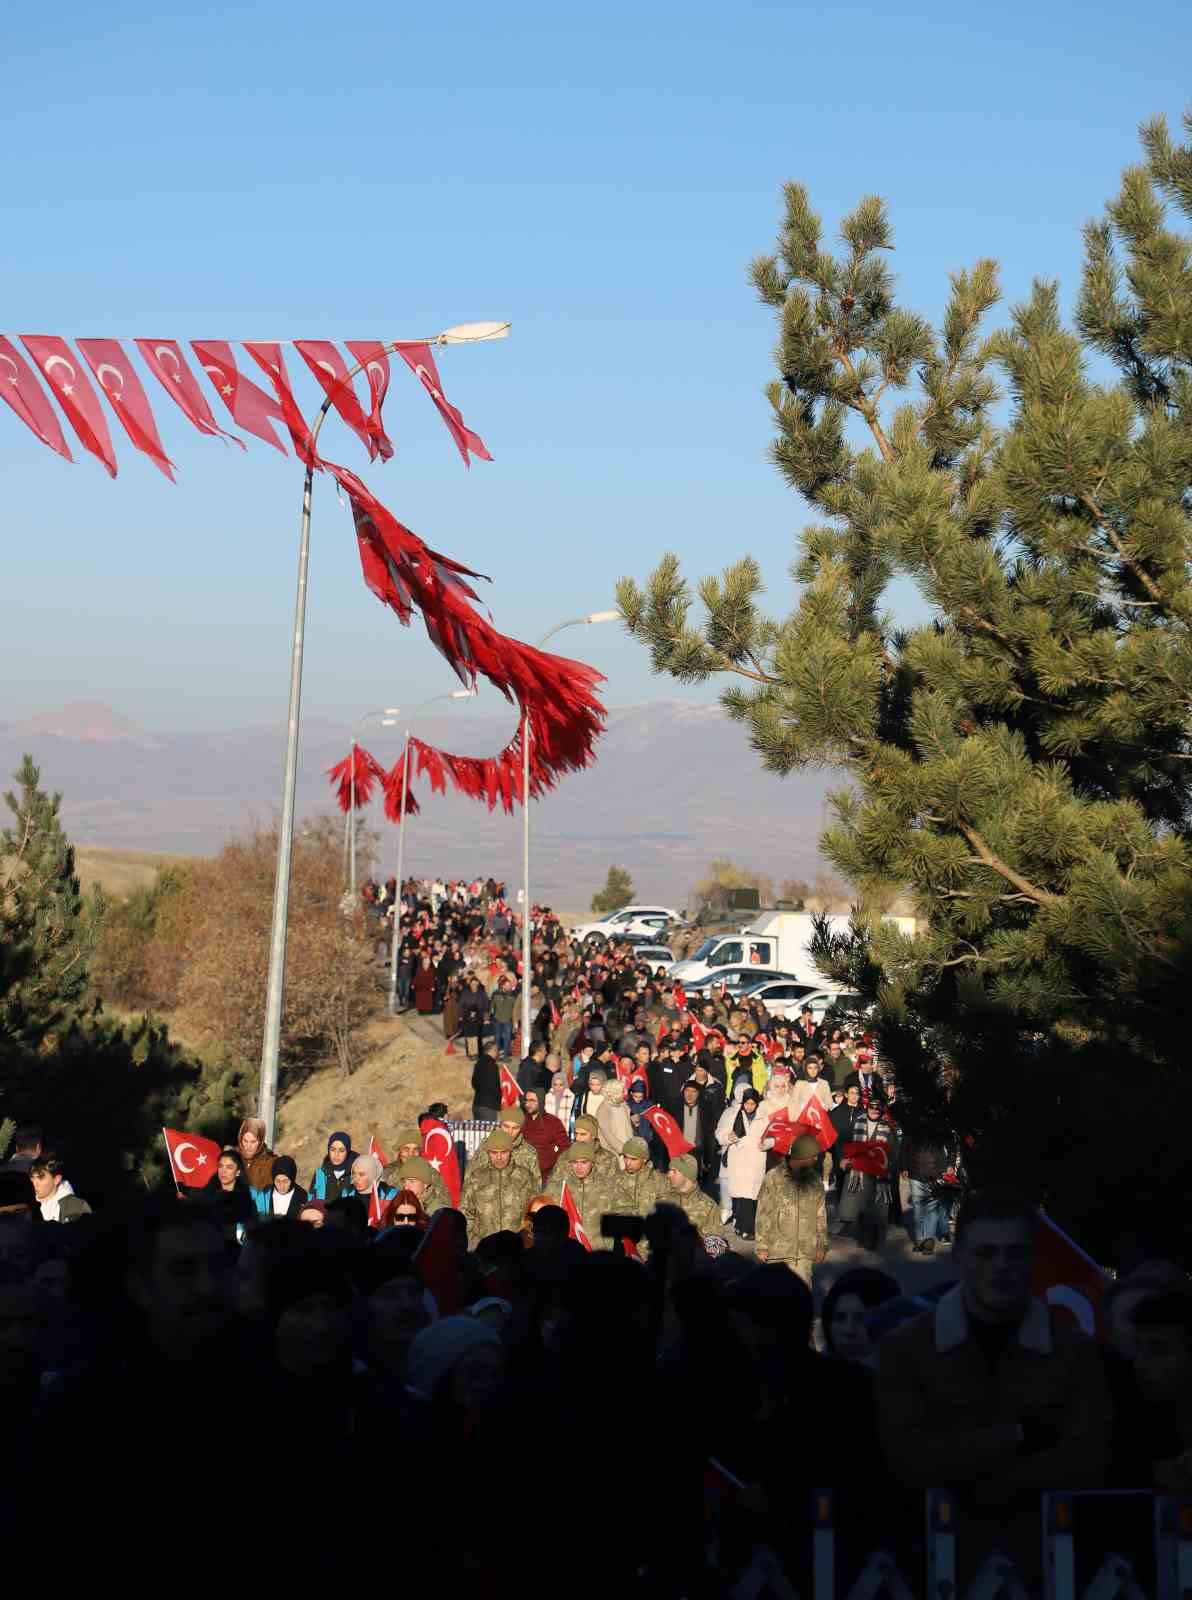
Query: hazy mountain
0 699 837 908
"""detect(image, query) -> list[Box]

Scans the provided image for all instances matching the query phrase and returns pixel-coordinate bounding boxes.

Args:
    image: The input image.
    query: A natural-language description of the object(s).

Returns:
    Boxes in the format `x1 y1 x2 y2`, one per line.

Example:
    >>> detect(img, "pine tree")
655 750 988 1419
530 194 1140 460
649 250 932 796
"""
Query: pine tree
1 754 97 1045
618 112 1192 1250
591 865 635 914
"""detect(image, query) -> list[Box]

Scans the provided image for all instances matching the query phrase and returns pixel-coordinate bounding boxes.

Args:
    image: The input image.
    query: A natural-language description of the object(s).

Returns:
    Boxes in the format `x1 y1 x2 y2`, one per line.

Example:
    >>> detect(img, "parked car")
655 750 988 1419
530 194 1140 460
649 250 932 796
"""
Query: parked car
678 965 806 1000
780 989 872 1026
628 944 676 970
571 904 687 943
735 976 822 1016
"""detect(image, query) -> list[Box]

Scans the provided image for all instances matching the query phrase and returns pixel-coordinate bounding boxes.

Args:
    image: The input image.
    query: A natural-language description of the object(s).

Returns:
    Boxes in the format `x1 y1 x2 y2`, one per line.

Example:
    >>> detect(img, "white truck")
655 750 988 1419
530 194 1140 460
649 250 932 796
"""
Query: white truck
668 909 917 989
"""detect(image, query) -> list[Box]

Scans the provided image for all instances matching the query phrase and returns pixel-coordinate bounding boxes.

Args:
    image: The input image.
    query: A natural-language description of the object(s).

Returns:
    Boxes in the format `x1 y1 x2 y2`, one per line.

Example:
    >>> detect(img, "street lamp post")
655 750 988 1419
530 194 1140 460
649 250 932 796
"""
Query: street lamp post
519 610 620 1053
256 322 509 1147
388 686 477 1015
346 709 400 897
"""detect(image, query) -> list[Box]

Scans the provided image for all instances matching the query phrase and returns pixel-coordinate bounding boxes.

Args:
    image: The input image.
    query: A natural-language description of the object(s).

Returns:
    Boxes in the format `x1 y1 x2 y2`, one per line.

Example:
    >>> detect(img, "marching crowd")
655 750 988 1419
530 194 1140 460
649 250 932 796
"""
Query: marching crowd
1 875 1191 1586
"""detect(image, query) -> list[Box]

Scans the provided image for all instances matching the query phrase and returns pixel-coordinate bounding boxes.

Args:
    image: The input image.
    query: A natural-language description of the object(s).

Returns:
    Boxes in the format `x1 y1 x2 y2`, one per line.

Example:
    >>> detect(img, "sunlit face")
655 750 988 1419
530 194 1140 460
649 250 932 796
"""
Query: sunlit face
274 1174 293 1195
392 1208 420 1226
524 1093 541 1116
350 1160 373 1194
403 1176 427 1198
570 1159 593 1181
499 1121 521 1142
30 1170 58 1203
328 1140 349 1167
397 1143 419 1165
240 1129 262 1158
624 1156 645 1174
488 1149 512 1170
575 1128 595 1145
217 1156 240 1188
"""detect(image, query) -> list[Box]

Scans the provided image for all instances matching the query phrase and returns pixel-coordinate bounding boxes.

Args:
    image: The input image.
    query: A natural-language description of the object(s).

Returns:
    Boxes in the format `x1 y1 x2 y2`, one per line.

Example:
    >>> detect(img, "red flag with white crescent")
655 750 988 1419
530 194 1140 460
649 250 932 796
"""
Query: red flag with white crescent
690 1020 706 1052
344 340 395 462
499 1063 521 1109
162 1127 223 1190
420 1118 461 1209
672 982 688 1014
841 1139 888 1177
615 1057 635 1091
763 1108 797 1155
396 342 492 467
0 337 73 461
191 340 288 455
135 338 244 446
21 335 118 476
242 342 318 465
76 339 176 480
642 1105 694 1158
1033 1209 1109 1339
368 1182 386 1230
294 340 378 461
560 1181 592 1251
368 1134 389 1169
794 1097 838 1150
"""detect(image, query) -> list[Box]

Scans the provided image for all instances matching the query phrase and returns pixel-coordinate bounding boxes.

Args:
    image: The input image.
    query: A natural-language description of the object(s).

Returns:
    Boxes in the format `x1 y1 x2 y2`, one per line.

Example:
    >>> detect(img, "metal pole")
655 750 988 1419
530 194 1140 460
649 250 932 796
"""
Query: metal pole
389 734 410 1014
349 740 357 900
520 708 532 1052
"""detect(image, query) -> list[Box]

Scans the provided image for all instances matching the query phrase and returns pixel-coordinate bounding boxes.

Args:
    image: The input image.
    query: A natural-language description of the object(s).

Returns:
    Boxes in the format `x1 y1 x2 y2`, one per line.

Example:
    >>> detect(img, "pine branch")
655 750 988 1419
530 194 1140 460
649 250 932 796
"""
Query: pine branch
958 824 1063 907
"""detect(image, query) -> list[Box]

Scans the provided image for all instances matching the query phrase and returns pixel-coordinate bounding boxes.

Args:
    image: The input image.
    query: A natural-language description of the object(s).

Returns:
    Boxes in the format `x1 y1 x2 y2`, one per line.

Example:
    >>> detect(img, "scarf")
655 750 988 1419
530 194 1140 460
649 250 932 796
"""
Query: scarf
732 1101 759 1139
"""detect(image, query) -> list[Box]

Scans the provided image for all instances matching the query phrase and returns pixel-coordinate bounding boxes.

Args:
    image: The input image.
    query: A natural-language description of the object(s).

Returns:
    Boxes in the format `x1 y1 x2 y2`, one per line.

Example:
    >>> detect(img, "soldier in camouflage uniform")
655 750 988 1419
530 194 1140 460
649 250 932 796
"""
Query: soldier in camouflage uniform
570 1114 615 1179
663 1153 722 1239
546 1143 615 1250
606 1136 668 1260
391 1155 451 1218
460 1130 535 1248
755 1132 829 1289
383 1127 425 1190
496 1105 546 1189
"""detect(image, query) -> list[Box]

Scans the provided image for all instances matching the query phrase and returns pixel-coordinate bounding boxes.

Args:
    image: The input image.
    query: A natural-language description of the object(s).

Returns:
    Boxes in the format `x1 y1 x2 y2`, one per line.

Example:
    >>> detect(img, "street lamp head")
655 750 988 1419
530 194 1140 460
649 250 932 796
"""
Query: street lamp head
585 609 621 624
438 321 511 344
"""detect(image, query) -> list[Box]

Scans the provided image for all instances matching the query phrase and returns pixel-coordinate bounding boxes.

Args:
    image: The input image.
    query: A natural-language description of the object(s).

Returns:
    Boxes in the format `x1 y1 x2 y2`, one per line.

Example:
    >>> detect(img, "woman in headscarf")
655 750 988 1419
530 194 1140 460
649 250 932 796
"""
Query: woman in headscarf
625 1078 661 1166
348 1151 395 1227
308 1131 358 1202
715 1083 768 1240
198 1147 255 1242
236 1117 276 1191
594 1074 634 1156
253 1154 308 1220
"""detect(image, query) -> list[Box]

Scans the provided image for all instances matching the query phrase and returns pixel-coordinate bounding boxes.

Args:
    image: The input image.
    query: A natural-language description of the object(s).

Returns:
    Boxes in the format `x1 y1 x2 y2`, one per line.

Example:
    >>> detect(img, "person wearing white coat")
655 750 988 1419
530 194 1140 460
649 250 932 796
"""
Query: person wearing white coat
715 1083 767 1240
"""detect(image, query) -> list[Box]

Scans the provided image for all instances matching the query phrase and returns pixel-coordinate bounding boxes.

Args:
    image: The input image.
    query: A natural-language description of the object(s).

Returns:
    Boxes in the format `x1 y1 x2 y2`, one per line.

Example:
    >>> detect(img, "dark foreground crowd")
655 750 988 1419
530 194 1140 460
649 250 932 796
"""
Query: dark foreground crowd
2 1126 1191 1588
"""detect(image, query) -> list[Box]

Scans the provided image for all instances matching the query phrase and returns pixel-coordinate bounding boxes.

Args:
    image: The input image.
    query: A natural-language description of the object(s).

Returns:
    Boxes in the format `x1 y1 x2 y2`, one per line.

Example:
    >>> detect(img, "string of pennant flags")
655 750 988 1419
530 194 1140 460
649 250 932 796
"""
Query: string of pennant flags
2 326 606 812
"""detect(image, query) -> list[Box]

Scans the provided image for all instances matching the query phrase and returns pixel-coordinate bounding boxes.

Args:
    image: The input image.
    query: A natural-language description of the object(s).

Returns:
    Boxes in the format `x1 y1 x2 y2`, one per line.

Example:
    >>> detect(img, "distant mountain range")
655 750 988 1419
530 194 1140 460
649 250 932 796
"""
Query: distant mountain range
0 699 838 908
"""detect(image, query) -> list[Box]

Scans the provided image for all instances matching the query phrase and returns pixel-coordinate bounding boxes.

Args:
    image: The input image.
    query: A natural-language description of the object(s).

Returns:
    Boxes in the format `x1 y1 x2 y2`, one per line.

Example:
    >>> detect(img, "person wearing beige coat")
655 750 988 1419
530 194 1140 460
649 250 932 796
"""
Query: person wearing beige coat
594 1076 634 1156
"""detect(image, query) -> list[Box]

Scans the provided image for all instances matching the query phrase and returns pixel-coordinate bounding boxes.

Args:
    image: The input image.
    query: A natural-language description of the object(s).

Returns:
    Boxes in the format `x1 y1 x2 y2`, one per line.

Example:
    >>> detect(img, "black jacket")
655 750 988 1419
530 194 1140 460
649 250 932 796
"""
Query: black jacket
841 1068 885 1100
517 1054 552 1096
459 986 490 1035
471 1053 500 1111
674 1095 719 1180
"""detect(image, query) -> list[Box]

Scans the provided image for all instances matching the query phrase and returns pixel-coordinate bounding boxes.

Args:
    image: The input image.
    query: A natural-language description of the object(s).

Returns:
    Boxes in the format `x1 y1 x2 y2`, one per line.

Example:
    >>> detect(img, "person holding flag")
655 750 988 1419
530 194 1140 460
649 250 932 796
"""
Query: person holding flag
347 1152 395 1229
548 1142 614 1249
755 1133 830 1288
838 1096 900 1251
714 1083 768 1240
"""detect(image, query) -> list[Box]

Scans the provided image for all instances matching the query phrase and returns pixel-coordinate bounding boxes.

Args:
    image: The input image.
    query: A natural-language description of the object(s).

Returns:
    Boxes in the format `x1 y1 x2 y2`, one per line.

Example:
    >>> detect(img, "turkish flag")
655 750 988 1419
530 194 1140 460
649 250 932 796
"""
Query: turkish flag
396 342 492 467
499 1063 521 1109
560 1181 592 1251
1033 1209 1109 1339
421 1118 461 1208
763 1109 797 1155
135 338 243 447
191 340 288 455
21 335 118 476
672 982 688 1014
344 340 395 462
690 1021 706 1053
76 339 175 480
841 1139 889 1177
0 337 72 461
368 1134 389 1169
367 1183 386 1230
642 1105 694 1158
295 340 379 461
243 341 318 465
628 1064 650 1096
614 1057 635 1091
795 1098 838 1150
413 1208 460 1315
162 1127 223 1190
550 1000 561 1027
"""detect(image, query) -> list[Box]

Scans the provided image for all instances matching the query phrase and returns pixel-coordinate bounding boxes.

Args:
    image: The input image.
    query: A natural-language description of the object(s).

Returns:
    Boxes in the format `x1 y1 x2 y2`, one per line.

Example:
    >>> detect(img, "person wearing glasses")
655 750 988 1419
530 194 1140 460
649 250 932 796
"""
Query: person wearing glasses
384 1189 428 1231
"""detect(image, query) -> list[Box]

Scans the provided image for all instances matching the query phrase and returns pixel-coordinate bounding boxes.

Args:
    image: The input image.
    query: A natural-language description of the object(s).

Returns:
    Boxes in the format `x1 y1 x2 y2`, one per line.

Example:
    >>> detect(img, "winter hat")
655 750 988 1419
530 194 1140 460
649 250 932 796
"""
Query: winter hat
406 1315 500 1399
563 1144 597 1167
297 1200 327 1221
670 1154 698 1182
271 1155 298 1183
741 1087 760 1109
499 1107 525 1127
788 1134 820 1164
397 1157 434 1185
393 1127 422 1151
621 1138 650 1161
574 1115 599 1136
485 1130 516 1152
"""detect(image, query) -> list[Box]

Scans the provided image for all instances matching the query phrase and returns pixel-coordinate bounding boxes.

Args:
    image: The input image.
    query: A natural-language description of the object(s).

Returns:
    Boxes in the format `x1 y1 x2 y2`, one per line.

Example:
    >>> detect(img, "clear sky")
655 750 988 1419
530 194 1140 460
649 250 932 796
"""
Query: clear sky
2 0 1188 744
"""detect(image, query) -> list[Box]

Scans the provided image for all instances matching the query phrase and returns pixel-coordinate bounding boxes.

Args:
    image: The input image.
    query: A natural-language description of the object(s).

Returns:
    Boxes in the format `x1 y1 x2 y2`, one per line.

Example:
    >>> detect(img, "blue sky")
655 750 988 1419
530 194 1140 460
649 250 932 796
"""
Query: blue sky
2 0 1188 744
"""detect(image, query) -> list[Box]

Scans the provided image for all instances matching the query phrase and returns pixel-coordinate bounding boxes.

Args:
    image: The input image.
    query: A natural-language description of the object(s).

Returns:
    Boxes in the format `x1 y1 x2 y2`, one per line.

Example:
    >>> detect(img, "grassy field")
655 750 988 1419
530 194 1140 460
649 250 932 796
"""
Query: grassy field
75 846 198 898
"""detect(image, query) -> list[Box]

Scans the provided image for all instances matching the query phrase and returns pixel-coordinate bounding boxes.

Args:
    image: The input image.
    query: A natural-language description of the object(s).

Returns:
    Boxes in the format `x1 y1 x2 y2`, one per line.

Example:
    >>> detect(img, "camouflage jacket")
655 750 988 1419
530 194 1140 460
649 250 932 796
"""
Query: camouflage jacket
460 1160 536 1248
545 1165 616 1250
606 1163 668 1221
755 1167 828 1262
382 1166 451 1217
509 1139 542 1190
669 1183 722 1240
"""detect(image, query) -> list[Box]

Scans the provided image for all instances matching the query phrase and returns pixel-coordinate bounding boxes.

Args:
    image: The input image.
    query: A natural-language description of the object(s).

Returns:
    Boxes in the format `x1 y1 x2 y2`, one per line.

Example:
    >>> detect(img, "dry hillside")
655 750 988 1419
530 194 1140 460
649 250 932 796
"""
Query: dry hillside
75 846 197 897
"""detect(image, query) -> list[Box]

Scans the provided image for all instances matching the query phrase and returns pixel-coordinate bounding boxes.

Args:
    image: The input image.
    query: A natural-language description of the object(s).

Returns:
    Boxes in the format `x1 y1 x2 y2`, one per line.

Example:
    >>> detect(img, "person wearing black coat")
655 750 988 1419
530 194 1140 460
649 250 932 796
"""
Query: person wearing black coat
196 1148 256 1242
459 978 490 1057
471 1044 501 1121
517 1043 552 1097
675 1079 719 1192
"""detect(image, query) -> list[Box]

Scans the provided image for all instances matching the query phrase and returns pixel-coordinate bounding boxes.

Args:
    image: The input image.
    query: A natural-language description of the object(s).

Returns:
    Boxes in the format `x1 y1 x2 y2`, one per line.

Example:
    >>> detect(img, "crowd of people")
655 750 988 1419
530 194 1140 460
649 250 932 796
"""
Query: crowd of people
1 875 1190 1583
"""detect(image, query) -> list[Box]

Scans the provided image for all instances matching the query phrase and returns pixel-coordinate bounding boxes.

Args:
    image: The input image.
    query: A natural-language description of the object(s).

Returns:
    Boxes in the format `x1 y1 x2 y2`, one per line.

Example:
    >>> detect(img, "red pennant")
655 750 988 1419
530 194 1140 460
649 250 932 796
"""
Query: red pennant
162 1127 223 1190
382 755 420 821
136 339 244 446
295 340 380 461
561 1181 592 1251
642 1105 694 1158
326 745 387 811
499 1063 521 1109
243 341 319 465
397 341 492 467
76 339 175 481
421 1117 461 1208
369 1134 389 1169
368 1182 386 1230
21 335 117 476
345 340 395 462
0 337 72 461
191 340 288 455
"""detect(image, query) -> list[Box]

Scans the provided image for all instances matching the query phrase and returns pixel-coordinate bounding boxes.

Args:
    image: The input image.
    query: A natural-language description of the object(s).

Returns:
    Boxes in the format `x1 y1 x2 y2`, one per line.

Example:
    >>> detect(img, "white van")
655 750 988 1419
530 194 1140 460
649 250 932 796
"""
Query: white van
669 910 916 988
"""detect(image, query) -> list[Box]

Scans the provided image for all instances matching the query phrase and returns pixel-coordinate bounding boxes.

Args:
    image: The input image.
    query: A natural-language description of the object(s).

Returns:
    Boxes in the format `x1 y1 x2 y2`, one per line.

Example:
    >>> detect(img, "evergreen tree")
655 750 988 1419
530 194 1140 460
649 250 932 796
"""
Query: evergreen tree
591 865 635 914
618 112 1192 1251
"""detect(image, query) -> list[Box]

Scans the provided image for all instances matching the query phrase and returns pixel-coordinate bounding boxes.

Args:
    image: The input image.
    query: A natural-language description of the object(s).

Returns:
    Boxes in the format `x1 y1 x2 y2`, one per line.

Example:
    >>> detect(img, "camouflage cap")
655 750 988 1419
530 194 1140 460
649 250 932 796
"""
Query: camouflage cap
563 1144 597 1166
621 1137 650 1161
498 1106 525 1127
485 1130 516 1152
788 1133 820 1164
574 1114 599 1135
669 1154 698 1181
397 1156 433 1184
